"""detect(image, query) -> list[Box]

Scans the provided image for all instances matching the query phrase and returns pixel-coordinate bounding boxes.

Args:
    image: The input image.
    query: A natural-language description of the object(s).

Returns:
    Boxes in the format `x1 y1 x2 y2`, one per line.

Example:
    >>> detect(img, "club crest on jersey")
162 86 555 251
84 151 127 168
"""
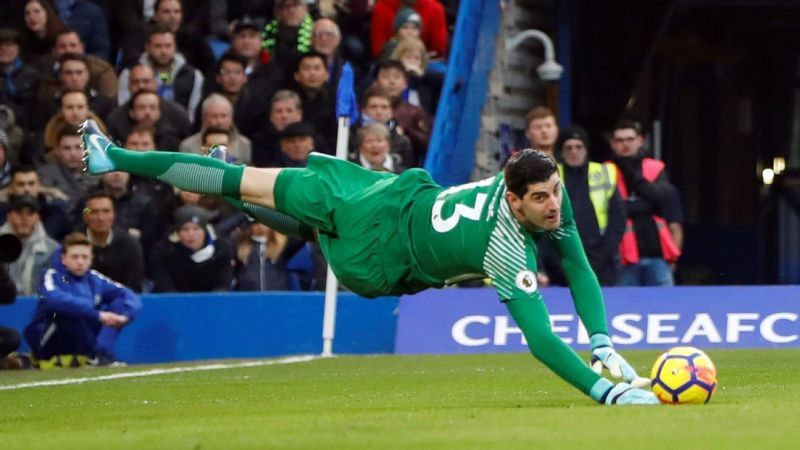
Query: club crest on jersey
515 270 537 293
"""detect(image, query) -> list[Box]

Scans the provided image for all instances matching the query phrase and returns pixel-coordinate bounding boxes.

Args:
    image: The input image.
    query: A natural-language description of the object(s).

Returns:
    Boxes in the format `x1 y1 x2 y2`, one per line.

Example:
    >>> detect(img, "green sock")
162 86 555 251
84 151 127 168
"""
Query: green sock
505 298 601 396
223 196 316 241
108 145 244 198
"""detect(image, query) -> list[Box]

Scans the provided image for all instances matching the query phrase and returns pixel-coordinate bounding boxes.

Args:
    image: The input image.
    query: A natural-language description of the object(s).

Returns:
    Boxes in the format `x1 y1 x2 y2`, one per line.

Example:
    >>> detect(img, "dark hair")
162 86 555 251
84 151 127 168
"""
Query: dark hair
56 123 81 142
11 163 37 176
146 22 174 42
128 123 156 139
20 1 66 46
129 89 160 110
376 60 408 80
55 28 81 42
58 52 88 69
61 231 92 253
83 187 114 211
218 51 247 72
361 84 392 108
613 119 642 136
503 149 558 198
154 0 181 12
201 126 229 145
293 51 328 73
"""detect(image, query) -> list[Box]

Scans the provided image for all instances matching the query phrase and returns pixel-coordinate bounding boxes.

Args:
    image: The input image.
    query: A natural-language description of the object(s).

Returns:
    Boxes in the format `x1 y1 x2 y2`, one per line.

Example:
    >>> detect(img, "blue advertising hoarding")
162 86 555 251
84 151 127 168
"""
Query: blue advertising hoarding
395 286 800 354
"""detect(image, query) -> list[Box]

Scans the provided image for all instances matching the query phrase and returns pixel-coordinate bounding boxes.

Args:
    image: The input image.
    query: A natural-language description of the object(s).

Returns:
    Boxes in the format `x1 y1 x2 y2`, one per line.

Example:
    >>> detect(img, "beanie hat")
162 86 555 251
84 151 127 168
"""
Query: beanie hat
393 7 422 34
557 126 590 153
173 204 210 230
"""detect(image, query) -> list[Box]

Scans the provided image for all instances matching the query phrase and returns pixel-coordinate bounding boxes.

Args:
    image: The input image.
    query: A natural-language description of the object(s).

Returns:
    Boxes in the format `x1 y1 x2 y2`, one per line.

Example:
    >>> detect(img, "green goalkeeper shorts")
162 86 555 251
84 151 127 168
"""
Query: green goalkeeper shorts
274 153 420 297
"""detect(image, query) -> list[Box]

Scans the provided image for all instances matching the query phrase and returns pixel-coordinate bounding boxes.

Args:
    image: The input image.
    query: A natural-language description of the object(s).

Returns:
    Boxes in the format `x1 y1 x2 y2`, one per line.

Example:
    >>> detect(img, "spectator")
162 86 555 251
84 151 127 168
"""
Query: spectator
81 190 145 292
353 84 413 168
106 65 191 144
374 60 432 165
212 52 249 123
0 194 57 295
250 89 307 167
149 204 234 292
35 53 115 130
524 106 559 156
51 0 111 61
262 0 314 67
179 93 252 164
311 18 354 90
378 6 421 62
276 121 315 167
128 90 188 150
609 120 681 286
0 164 70 240
152 0 216 77
541 126 625 286
229 15 269 75
38 124 98 216
209 1 273 40
234 222 290 291
0 104 25 166
390 36 442 116
33 29 118 107
350 123 405 173
0 132 10 189
290 51 337 151
230 16 286 138
111 0 152 68
18 0 67 64
23 232 141 367
117 24 204 121
371 0 447 60
43 89 108 150
0 29 38 129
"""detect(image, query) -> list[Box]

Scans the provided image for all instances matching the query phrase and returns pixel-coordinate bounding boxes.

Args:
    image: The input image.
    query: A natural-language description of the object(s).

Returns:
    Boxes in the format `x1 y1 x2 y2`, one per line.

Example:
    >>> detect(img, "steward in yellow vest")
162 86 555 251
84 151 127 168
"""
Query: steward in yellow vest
540 126 626 286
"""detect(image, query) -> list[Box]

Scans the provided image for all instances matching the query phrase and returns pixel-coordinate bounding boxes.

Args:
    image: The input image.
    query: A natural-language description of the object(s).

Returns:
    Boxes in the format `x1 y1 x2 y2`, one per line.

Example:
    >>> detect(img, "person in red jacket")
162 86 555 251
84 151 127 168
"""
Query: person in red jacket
371 0 448 59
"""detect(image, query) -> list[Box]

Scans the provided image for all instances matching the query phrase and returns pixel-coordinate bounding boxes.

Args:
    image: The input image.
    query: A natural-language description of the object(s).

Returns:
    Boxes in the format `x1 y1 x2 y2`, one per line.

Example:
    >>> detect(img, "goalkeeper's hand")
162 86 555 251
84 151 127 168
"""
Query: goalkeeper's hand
590 334 650 388
602 382 659 405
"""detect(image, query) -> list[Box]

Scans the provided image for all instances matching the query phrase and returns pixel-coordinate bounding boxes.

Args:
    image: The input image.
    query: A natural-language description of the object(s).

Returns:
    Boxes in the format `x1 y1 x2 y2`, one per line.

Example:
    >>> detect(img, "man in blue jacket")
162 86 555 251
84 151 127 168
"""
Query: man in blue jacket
23 232 141 367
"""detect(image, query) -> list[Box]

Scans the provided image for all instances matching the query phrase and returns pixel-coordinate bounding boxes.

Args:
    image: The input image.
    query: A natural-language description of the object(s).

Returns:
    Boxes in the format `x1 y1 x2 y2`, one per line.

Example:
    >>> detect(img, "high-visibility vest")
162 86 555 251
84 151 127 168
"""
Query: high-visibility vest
558 162 617 234
612 158 681 265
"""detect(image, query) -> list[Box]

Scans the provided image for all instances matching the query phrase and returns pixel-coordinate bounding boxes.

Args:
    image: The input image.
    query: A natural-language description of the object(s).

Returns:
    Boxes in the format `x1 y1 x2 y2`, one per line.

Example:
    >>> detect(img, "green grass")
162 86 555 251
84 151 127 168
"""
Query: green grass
1 349 799 449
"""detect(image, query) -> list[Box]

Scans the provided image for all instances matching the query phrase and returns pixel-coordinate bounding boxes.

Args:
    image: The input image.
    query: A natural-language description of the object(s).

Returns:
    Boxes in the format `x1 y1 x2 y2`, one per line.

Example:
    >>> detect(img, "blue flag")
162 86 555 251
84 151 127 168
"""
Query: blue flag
336 62 359 122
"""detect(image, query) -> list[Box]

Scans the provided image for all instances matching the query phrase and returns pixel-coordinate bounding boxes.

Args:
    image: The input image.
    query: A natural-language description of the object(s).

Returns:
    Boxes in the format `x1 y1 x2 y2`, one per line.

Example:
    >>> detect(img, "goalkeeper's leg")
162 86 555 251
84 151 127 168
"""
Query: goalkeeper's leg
82 120 282 209
222 196 317 241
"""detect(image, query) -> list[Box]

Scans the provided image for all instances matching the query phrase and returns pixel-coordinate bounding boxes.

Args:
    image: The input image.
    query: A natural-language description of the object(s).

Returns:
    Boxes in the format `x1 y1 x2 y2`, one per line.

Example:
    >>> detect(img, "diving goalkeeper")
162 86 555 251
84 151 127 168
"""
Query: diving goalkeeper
81 119 657 405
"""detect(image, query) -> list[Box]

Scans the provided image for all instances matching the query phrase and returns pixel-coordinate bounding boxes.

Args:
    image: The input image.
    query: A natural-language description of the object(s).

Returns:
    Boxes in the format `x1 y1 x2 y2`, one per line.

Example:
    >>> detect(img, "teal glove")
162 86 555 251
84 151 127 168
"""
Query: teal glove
590 334 650 388
602 382 659 405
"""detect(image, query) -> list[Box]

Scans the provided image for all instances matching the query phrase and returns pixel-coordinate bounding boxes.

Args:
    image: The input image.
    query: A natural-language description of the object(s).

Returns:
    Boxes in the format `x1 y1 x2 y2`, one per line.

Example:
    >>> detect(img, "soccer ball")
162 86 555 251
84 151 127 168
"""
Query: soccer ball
650 346 717 405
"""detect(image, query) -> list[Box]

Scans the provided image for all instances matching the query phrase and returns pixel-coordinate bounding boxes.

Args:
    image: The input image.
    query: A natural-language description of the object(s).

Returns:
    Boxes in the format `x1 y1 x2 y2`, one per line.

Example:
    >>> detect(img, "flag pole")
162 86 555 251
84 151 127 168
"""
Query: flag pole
322 63 358 357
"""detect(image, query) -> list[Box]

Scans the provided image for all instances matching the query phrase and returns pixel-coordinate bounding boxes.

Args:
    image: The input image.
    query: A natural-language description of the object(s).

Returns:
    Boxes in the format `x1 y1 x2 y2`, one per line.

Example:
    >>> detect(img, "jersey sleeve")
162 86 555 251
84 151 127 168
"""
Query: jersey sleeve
545 191 609 336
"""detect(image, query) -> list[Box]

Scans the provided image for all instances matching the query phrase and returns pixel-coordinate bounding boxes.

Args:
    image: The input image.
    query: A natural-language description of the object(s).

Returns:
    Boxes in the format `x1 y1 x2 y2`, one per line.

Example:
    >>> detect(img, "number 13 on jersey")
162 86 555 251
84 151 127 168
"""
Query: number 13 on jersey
431 177 495 233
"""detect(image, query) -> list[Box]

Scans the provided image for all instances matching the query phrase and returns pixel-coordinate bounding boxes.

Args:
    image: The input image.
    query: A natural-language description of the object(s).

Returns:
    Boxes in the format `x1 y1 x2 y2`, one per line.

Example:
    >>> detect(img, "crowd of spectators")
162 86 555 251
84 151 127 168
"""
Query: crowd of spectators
0 0 452 295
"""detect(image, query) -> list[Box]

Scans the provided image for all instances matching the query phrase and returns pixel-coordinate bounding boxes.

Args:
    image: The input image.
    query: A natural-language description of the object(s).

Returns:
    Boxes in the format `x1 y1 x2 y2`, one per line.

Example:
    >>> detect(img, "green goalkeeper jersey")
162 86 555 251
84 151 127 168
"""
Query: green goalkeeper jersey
401 171 609 337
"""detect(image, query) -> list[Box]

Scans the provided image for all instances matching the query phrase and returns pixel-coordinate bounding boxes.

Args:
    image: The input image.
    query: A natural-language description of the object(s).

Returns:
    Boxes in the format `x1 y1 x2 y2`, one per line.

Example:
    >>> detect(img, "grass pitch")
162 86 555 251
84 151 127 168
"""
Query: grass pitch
1 349 798 449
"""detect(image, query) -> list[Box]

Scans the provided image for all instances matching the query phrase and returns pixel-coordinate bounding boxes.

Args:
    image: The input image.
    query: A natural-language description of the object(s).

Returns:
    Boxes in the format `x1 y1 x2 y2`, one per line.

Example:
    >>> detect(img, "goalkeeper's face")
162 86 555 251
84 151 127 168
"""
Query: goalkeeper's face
506 172 563 231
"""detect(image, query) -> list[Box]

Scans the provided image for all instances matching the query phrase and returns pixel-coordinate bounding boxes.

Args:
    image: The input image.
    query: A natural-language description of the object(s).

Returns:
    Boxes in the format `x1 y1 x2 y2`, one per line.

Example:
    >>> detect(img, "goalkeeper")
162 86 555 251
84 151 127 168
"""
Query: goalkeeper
81 120 657 405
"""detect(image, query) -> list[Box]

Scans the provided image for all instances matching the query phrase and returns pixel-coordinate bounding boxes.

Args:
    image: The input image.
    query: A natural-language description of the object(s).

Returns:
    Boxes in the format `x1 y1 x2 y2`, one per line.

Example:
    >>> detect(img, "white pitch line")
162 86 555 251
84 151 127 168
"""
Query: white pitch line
0 354 324 391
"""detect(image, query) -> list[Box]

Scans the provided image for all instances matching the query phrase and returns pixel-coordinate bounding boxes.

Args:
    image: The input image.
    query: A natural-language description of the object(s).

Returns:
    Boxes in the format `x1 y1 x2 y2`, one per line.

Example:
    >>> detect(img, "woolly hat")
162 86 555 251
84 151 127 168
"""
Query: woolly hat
393 7 422 34
173 204 209 230
557 126 590 153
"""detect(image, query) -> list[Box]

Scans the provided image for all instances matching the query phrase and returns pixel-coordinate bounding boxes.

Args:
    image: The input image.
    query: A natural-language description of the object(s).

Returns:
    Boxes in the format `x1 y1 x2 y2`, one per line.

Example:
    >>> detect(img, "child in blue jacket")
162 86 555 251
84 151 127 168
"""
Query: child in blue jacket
23 233 141 366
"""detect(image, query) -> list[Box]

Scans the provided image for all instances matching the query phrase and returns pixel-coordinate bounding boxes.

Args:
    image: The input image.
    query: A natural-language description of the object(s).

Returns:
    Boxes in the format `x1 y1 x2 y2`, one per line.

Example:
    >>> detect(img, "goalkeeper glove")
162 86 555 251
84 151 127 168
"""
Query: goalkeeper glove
590 334 650 388
602 382 659 405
